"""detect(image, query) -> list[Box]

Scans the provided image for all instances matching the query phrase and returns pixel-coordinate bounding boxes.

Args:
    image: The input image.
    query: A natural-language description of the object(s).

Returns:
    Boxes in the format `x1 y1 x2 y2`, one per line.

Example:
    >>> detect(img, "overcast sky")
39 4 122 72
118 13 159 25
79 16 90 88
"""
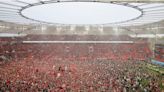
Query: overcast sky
22 2 141 25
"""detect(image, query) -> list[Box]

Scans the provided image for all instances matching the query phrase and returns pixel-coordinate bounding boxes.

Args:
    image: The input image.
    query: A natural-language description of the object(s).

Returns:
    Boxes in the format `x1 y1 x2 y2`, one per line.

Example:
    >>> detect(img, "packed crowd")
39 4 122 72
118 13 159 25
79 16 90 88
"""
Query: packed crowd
0 57 163 92
155 44 164 62
0 36 163 92
0 43 152 62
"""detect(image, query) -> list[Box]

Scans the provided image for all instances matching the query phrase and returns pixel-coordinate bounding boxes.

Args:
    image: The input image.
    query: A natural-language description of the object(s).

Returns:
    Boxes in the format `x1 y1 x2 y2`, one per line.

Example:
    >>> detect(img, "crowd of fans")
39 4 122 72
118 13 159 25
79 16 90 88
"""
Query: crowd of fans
0 43 152 62
0 36 163 92
155 44 164 62
0 57 163 91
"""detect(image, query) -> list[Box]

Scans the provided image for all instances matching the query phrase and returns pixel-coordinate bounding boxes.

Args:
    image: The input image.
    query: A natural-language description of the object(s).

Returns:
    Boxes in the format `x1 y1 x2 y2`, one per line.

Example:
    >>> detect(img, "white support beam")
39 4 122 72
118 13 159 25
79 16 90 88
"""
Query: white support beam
23 41 134 44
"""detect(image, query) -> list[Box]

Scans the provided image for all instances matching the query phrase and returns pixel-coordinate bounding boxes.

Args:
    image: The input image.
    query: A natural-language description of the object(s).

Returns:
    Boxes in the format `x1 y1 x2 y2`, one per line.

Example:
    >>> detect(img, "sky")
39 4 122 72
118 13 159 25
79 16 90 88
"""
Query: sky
21 2 141 25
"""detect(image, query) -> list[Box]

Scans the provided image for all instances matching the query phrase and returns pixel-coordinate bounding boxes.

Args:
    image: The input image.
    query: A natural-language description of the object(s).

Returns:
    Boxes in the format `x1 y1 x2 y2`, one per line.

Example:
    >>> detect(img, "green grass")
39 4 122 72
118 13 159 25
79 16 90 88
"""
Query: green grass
146 63 164 74
144 63 164 91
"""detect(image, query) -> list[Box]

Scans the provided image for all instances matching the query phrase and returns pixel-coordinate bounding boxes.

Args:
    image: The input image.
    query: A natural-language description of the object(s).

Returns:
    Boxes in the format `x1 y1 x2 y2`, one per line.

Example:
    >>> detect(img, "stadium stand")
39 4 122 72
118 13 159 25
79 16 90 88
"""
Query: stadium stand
0 35 163 92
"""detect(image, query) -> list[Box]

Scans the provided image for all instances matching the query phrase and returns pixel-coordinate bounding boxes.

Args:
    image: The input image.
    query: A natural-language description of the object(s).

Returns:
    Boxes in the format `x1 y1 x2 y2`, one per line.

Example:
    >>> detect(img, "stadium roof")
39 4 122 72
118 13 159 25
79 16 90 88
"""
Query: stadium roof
0 0 164 27
0 0 163 38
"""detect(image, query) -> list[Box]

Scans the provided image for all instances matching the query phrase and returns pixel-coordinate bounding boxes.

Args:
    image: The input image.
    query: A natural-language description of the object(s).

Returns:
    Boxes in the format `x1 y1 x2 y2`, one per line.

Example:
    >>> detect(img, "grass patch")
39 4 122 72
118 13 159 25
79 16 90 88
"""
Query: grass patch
146 63 164 74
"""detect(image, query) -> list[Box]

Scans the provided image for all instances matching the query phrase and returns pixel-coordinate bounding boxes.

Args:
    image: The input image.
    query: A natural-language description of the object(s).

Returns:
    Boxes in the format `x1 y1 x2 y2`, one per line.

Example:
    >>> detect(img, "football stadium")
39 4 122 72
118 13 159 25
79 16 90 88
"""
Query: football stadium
0 0 164 91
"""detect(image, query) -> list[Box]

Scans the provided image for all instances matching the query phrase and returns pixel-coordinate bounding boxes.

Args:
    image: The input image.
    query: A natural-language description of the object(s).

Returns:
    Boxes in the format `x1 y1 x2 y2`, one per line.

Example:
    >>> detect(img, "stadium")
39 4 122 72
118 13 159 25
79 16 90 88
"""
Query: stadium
0 0 164 91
